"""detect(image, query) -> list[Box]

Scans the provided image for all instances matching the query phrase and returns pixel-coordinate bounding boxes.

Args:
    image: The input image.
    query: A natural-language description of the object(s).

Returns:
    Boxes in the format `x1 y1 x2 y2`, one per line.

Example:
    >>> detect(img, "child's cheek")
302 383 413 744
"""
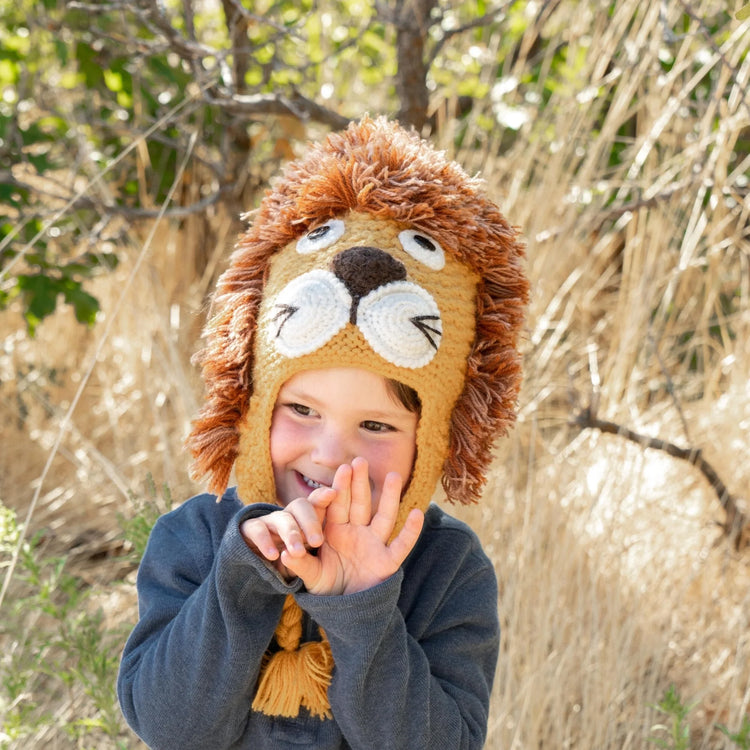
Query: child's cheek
269 412 303 466
366 439 416 493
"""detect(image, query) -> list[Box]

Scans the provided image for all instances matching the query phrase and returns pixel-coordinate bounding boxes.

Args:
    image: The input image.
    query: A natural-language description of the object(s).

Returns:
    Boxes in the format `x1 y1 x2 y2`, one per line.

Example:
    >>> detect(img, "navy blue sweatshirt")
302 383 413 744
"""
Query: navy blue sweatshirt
117 490 500 749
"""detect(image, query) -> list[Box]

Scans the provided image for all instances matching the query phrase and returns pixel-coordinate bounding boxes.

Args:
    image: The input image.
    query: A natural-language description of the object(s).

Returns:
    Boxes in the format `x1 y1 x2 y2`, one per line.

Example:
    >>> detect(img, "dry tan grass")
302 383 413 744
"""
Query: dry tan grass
1 0 749 746
451 1 750 746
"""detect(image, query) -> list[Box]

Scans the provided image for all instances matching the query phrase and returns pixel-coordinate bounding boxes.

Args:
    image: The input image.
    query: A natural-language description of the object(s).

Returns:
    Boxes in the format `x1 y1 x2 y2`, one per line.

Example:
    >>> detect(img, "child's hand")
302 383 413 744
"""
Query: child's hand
281 457 424 595
240 486 336 579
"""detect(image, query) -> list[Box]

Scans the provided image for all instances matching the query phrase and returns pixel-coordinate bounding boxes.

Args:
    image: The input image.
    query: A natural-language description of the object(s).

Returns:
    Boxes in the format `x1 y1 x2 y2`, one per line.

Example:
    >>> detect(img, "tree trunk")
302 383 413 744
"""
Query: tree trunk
393 0 437 131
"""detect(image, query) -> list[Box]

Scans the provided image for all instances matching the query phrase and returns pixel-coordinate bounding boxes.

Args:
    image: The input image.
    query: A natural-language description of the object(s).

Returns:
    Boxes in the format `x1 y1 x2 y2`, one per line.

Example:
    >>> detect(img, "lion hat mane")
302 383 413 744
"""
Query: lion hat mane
187 116 529 510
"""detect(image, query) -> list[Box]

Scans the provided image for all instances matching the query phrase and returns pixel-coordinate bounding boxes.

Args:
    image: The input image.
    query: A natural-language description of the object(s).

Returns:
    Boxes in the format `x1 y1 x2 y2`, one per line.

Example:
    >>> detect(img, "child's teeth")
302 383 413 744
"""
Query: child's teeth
304 476 322 489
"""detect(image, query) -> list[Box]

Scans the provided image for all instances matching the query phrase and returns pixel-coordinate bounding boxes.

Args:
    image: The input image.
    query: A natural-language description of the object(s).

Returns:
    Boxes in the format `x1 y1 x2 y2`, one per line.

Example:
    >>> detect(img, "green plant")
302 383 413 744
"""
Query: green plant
0 500 128 747
0 484 165 748
719 715 750 750
649 684 696 750
1 0 516 335
648 685 750 750
119 473 171 564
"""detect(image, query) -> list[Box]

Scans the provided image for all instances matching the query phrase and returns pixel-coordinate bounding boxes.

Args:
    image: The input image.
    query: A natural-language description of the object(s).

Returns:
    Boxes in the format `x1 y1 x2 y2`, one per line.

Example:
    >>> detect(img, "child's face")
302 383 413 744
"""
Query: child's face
270 368 418 509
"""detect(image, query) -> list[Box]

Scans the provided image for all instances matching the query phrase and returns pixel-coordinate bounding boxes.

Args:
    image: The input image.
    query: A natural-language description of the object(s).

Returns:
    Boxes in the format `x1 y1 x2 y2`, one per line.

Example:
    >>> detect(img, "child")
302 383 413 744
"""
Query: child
117 116 528 749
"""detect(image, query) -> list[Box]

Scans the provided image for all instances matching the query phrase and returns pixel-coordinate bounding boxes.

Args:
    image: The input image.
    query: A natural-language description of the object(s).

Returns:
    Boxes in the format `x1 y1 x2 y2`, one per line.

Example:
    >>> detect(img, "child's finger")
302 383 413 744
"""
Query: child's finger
306 486 338 526
240 518 280 561
369 471 404 541
284 497 327 548
280 549 322 589
386 508 424 565
273 515 308 558
326 463 353 525
307 486 337 510
242 512 307 559
348 456 373 526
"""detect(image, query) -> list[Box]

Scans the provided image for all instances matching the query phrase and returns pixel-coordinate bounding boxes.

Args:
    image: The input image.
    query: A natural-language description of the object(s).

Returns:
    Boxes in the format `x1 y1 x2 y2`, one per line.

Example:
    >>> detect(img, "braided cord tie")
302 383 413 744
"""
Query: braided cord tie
252 595 334 719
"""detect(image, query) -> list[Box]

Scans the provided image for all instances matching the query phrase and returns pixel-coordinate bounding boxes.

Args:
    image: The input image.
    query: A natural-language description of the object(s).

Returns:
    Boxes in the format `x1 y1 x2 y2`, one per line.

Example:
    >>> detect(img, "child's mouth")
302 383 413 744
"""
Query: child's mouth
300 473 328 491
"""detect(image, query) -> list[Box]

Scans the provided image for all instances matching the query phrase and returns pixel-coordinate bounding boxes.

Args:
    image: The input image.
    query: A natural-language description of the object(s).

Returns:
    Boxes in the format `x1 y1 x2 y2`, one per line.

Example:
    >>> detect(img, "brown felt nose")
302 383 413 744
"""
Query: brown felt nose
332 246 407 323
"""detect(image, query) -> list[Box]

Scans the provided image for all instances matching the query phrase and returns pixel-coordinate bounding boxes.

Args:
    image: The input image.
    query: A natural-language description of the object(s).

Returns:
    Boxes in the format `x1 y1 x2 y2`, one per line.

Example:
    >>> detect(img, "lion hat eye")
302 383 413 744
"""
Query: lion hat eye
398 230 445 270
296 219 346 254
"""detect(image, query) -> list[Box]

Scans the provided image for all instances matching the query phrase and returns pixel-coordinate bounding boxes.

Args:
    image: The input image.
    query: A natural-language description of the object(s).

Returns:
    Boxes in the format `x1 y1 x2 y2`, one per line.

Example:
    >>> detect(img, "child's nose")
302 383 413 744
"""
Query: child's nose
310 426 351 468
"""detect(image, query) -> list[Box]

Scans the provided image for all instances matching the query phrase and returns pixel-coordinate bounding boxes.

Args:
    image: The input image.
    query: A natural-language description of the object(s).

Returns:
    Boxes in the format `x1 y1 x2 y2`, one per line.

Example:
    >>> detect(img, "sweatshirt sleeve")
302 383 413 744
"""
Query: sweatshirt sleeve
117 495 300 750
297 508 500 750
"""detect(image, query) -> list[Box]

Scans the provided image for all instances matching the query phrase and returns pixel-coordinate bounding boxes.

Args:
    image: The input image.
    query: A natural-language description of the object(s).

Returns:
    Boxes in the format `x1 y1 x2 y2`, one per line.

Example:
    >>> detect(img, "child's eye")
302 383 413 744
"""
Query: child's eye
287 403 315 417
361 420 394 433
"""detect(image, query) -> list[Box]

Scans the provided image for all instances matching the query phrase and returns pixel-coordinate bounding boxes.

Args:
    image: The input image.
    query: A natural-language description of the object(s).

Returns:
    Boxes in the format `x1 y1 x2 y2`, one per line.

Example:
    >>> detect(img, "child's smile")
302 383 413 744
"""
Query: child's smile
269 367 418 509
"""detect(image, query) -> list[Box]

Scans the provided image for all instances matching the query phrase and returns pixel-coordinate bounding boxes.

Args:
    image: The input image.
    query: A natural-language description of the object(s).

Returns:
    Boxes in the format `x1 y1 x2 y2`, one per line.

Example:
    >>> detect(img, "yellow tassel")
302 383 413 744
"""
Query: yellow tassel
252 595 334 719
299 639 334 717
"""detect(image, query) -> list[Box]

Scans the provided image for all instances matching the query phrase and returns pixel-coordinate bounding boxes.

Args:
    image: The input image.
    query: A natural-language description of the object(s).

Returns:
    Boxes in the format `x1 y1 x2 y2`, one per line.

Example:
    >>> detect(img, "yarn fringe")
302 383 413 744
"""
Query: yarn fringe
252 595 334 720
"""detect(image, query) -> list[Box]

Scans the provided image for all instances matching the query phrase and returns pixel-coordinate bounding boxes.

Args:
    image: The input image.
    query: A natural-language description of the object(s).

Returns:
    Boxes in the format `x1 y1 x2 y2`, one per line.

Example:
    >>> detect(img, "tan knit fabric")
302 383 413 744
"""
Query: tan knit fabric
235 211 478 534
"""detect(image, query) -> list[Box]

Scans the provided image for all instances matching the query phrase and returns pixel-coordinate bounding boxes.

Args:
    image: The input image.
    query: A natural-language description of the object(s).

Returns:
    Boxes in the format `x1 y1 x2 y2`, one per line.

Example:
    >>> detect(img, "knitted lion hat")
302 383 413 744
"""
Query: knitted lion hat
187 116 528 719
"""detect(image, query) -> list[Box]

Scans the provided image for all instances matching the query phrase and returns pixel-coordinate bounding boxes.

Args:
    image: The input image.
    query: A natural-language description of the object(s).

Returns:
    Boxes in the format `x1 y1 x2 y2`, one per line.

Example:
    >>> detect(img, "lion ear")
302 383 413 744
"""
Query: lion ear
186 261 265 497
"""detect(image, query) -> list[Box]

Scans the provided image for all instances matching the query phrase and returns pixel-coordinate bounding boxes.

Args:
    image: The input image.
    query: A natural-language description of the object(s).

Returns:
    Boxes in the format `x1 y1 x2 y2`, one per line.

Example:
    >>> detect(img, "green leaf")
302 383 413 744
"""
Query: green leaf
0 57 19 85
63 283 99 326
717 715 750 748
17 273 60 333
20 120 57 146
36 114 68 136
75 41 104 89
28 151 58 174
53 38 68 66
0 182 30 207
71 251 119 272
103 68 123 93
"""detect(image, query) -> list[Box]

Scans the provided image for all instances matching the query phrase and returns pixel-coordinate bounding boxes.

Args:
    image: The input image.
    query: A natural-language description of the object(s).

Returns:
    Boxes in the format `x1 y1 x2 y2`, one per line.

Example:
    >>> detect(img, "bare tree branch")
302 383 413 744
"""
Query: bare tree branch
1 173 230 222
572 402 749 549
67 0 350 133
594 182 686 224
182 0 196 41
134 0 216 62
222 0 309 38
206 89 350 130
220 0 250 95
